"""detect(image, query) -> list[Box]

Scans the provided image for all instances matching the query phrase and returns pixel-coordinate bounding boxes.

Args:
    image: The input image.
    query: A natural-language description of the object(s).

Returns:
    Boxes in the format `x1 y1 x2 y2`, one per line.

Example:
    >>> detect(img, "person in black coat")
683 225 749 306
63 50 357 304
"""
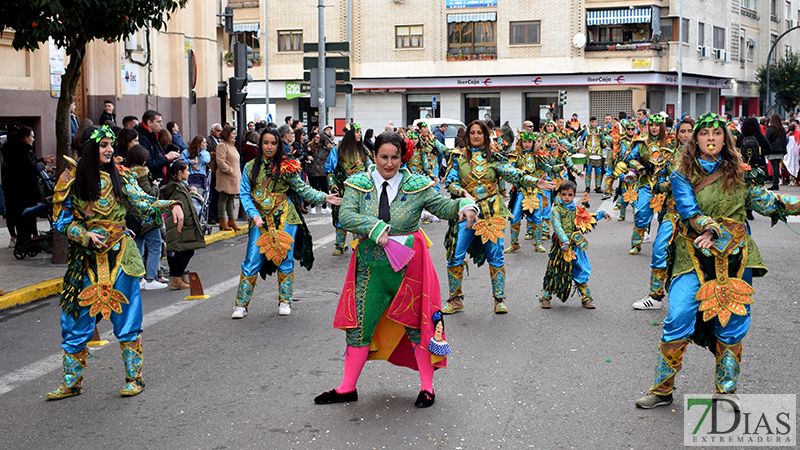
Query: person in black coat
764 113 787 190
99 100 117 126
135 109 179 181
736 117 770 173
0 126 54 249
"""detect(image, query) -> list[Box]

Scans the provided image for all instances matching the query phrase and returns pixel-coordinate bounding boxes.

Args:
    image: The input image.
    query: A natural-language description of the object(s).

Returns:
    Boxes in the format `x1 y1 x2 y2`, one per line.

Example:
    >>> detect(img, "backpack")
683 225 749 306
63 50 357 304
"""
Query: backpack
740 135 760 164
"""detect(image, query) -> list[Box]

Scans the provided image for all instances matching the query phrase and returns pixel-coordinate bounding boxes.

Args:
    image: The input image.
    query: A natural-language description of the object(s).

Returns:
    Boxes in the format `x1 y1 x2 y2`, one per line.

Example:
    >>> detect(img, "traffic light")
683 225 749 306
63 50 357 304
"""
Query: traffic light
221 7 234 34
229 76 247 109
559 90 567 106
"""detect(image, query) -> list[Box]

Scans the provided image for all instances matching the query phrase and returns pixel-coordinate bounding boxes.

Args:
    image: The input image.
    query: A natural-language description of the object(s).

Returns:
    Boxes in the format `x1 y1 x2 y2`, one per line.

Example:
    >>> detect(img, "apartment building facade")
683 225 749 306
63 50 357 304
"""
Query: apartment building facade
225 0 800 133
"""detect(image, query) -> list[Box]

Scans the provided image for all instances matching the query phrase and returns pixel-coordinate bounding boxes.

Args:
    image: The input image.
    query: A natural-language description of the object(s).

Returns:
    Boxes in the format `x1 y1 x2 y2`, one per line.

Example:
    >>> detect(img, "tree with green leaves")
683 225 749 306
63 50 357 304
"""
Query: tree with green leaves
0 0 187 262
756 49 800 115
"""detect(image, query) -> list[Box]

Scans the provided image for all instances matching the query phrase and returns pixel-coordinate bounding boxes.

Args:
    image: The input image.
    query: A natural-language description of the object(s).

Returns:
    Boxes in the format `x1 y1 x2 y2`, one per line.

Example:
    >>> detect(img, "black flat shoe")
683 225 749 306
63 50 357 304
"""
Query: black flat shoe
314 388 358 404
414 390 435 408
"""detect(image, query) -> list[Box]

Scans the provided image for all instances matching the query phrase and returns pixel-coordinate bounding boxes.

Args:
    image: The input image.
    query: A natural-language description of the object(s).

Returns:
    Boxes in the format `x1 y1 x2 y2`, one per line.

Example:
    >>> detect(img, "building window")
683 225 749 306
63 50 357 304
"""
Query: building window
698 22 705 48
742 0 756 11
786 1 792 27
407 93 440 125
464 92 500 124
772 0 779 21
396 25 423 48
713 26 725 50
769 34 778 62
681 18 689 44
230 32 260 59
448 15 497 54
278 30 303 52
510 21 540 45
660 21 673 42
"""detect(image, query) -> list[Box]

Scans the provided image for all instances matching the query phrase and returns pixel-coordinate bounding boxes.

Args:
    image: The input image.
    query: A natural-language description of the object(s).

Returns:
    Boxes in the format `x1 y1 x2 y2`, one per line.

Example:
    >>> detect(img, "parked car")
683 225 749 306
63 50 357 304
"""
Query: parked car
412 118 466 148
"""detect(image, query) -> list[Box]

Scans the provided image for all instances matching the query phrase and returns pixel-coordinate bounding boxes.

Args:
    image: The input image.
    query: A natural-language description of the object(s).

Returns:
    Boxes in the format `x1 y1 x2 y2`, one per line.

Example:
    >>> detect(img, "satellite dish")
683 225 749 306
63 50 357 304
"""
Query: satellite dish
573 33 587 49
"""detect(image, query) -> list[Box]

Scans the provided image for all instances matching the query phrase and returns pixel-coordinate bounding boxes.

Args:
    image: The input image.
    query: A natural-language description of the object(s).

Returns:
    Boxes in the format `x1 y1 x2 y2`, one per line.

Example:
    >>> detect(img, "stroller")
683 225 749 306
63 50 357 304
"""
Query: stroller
14 166 56 260
187 167 213 235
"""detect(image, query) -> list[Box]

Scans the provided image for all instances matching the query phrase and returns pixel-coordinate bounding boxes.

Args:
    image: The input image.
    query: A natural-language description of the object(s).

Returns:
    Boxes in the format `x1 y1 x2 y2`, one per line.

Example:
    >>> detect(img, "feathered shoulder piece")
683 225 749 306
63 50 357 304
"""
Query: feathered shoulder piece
279 158 302 176
575 205 598 234
53 156 78 204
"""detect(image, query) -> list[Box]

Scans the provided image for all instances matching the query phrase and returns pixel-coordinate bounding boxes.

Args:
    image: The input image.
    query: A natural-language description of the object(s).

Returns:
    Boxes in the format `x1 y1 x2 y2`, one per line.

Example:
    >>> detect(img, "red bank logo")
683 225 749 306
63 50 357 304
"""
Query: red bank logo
483 78 492 86
532 77 543 85
616 76 626 83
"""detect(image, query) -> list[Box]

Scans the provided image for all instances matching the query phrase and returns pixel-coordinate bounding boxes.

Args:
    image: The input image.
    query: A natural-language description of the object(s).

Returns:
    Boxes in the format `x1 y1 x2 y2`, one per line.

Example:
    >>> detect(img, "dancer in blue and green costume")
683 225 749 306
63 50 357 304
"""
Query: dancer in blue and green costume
417 122 449 187
505 131 546 253
606 120 643 222
47 125 183 400
315 131 477 408
636 113 800 409
629 114 672 255
540 180 609 309
576 116 612 193
325 123 370 255
442 120 556 315
234 128 341 319
404 131 434 179
633 117 694 310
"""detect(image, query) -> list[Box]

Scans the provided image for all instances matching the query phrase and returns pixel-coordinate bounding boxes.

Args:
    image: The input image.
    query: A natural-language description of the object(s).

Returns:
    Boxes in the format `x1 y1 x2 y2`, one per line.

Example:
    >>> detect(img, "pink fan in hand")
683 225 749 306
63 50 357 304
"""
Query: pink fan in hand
384 237 415 272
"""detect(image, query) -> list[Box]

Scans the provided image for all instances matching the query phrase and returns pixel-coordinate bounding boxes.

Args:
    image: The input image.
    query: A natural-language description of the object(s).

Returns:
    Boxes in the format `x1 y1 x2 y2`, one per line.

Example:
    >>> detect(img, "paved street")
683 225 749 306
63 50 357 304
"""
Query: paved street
1 191 799 449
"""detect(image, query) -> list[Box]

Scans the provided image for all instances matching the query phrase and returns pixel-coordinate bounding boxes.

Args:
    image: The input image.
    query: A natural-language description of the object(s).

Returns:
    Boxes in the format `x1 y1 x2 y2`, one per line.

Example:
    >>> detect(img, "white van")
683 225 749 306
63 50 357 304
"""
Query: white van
412 118 466 148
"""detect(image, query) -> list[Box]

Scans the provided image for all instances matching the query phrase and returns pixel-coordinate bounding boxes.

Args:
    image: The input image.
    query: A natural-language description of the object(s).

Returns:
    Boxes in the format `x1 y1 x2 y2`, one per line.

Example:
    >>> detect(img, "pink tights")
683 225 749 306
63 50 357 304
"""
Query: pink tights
336 344 435 394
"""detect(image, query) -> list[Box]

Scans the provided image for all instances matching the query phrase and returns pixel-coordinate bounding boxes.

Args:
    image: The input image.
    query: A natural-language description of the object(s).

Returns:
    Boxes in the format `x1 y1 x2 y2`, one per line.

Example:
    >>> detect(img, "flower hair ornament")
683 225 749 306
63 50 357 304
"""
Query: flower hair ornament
407 131 419 140
647 114 665 124
402 138 415 162
82 125 116 147
518 130 536 142
693 112 726 131
417 121 428 128
342 123 362 134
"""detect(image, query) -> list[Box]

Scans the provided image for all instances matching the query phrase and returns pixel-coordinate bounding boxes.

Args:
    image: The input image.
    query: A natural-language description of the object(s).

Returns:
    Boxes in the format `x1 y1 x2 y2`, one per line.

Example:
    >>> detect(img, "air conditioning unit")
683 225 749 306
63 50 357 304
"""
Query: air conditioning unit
747 39 758 47
791 19 799 28
124 31 138 51
714 48 728 62
699 46 712 59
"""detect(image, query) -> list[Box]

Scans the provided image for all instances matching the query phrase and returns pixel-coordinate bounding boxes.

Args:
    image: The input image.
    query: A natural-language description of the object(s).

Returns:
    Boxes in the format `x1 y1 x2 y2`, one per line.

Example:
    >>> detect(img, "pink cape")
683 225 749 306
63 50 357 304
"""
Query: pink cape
333 229 447 370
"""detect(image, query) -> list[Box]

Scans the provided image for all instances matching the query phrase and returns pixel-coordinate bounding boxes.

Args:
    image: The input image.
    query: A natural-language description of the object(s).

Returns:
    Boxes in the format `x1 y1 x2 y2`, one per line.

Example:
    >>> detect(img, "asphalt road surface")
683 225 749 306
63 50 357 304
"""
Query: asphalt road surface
1 191 799 450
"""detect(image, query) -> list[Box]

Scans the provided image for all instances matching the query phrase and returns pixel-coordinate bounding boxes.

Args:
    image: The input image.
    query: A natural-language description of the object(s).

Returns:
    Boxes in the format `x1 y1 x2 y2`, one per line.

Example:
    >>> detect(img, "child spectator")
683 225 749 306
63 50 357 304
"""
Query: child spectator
160 161 207 290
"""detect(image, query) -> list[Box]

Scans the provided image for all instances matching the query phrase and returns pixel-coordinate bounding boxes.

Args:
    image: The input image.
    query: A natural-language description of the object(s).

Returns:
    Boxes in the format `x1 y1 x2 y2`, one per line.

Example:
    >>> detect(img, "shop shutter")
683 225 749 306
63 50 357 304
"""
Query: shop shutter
589 90 634 119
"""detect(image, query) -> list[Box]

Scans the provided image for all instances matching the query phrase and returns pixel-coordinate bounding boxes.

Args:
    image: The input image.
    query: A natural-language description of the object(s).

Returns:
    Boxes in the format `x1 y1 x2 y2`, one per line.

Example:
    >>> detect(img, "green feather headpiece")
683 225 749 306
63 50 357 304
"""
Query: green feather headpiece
519 131 535 141
82 125 116 147
648 114 665 124
694 113 726 131
407 131 419 139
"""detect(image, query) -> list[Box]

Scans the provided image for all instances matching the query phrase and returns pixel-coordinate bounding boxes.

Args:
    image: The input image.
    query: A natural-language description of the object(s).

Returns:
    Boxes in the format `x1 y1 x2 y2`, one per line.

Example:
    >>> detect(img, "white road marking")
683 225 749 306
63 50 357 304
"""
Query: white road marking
0 231 337 396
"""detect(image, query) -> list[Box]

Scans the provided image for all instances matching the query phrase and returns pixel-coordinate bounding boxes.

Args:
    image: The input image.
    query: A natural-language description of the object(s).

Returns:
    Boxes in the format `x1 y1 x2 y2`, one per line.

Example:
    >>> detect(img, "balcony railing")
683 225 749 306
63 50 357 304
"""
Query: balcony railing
585 41 664 51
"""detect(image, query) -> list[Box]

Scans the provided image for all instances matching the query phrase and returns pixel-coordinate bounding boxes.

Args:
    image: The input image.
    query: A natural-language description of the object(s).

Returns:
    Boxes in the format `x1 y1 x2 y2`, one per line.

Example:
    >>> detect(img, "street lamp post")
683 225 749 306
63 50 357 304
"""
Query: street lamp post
766 25 800 114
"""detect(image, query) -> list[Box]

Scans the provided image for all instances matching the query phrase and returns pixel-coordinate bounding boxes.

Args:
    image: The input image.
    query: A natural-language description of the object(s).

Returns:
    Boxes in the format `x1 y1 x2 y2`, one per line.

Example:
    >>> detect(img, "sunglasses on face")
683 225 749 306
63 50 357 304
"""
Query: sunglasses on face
626 127 636 130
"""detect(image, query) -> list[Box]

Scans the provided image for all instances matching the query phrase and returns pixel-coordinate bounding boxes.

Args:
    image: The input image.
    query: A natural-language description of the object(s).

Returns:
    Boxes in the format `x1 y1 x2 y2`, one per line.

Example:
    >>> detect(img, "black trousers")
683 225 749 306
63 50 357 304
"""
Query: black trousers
769 159 781 186
168 250 195 277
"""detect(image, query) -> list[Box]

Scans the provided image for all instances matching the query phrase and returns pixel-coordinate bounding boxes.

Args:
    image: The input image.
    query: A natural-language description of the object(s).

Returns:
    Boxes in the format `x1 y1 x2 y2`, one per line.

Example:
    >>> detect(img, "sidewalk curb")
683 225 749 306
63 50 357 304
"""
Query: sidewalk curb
0 224 249 311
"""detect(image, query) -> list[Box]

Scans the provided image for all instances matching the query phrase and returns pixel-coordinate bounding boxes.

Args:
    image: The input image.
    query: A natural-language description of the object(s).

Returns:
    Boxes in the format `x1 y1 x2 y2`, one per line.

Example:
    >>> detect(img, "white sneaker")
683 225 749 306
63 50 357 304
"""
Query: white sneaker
143 280 168 290
321 207 331 214
278 302 291 316
231 306 248 319
139 278 146 289
8 237 16 248
643 232 652 242
633 296 662 310
310 207 317 214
